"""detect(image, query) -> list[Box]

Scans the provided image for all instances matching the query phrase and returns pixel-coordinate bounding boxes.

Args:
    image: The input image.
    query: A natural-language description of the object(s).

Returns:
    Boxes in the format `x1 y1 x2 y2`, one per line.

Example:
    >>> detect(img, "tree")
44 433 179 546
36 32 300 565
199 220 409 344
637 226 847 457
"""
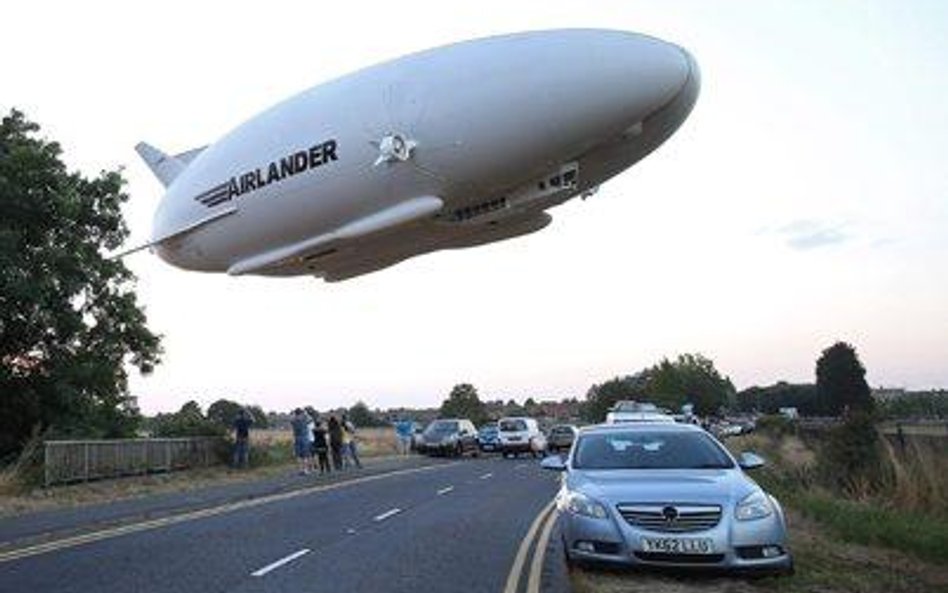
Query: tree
245 404 269 428
207 399 243 427
348 400 384 427
736 382 818 415
152 401 225 437
645 353 735 416
439 383 487 425
581 373 651 422
816 342 873 416
0 110 161 458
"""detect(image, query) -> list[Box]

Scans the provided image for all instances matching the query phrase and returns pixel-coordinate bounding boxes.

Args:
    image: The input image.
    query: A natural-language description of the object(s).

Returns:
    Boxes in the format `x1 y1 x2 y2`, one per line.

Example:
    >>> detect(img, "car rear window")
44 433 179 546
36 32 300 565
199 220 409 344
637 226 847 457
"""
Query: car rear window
499 419 527 432
426 421 459 434
573 431 734 470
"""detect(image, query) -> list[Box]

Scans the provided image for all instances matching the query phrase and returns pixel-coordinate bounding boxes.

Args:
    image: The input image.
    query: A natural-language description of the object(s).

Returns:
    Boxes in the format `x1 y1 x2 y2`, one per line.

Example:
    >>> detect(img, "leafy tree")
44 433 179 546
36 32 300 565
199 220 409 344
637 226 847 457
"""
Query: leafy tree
152 400 225 437
207 399 243 427
439 383 487 425
736 382 819 415
348 400 384 427
581 373 651 422
0 110 161 459
644 353 735 416
245 404 269 428
815 342 873 416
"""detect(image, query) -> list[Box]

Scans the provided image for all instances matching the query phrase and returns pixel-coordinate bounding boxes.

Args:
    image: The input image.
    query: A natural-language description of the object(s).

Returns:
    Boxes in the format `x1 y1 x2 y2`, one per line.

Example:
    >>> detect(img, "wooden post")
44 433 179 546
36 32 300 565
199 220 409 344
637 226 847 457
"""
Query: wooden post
44 442 50 488
84 442 90 482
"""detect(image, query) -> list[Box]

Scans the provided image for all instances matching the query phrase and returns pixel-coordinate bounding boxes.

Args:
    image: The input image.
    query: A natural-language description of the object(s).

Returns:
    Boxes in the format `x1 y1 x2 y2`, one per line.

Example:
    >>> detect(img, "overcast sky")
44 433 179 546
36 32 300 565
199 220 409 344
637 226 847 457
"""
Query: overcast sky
4 1 946 414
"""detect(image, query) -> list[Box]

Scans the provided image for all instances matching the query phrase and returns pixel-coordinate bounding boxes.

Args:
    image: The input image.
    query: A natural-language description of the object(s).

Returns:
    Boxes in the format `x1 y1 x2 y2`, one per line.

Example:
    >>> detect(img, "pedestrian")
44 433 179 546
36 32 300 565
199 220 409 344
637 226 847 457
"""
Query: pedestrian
291 408 313 475
232 408 253 469
328 415 344 471
395 417 414 456
312 419 331 475
342 414 362 469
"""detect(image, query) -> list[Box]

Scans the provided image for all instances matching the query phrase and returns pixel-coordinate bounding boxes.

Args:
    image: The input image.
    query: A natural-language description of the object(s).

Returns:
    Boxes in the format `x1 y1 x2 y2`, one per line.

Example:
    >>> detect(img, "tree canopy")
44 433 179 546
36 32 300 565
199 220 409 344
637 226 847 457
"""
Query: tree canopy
645 353 735 416
348 400 385 427
581 373 650 422
581 354 734 421
816 341 873 415
0 110 161 458
439 383 488 425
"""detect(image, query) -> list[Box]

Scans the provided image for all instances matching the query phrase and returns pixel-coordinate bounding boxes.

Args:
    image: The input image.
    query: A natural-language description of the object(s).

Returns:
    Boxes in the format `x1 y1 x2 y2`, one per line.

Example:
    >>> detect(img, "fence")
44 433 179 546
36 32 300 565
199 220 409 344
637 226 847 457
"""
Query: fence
44 437 225 487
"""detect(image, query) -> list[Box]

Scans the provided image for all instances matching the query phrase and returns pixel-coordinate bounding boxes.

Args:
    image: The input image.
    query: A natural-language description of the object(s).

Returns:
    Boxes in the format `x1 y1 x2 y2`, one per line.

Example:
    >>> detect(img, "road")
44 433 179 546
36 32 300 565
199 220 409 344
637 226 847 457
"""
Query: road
0 457 565 593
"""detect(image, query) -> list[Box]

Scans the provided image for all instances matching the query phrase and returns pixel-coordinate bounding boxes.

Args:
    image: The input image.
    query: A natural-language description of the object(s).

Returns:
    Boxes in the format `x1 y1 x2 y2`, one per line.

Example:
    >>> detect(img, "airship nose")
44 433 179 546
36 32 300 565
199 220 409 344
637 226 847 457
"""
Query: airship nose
617 34 699 125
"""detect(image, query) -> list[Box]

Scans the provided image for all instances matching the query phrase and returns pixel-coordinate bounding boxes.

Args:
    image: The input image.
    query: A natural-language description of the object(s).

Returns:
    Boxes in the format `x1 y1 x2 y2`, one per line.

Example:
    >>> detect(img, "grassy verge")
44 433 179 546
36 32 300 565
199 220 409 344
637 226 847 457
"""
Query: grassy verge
786 490 948 565
0 427 402 518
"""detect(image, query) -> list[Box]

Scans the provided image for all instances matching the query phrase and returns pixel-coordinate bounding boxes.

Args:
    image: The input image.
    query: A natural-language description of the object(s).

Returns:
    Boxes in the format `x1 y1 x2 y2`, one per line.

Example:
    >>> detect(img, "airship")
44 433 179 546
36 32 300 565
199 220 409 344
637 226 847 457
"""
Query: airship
129 29 699 282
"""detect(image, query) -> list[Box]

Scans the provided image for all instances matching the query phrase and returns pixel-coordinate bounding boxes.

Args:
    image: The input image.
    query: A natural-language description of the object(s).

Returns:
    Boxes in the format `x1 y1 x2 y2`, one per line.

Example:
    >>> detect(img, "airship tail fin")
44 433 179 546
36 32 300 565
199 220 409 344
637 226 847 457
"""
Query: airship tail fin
135 142 206 188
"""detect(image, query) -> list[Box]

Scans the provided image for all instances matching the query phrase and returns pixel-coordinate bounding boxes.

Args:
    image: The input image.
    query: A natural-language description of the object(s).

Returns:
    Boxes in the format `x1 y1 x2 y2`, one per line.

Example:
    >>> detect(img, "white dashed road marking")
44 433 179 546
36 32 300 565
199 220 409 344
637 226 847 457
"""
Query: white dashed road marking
251 548 311 577
373 508 402 522
437 486 455 495
479 472 493 480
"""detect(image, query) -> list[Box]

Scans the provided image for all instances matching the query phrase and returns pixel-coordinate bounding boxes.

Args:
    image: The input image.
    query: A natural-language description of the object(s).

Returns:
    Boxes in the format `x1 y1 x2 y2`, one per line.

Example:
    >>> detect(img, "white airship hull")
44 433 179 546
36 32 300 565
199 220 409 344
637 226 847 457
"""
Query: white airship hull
136 29 699 281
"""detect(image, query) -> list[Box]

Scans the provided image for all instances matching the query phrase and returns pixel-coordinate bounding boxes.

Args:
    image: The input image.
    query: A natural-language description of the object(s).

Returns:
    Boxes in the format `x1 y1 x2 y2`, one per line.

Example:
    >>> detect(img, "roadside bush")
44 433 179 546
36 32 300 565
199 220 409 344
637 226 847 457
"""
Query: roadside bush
817 411 889 497
756 414 797 438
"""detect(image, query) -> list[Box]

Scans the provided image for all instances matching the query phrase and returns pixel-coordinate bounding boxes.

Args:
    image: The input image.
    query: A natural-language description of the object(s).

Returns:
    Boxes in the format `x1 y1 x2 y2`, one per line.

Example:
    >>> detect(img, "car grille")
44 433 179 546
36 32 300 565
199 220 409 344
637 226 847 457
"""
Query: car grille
633 552 724 564
617 504 722 533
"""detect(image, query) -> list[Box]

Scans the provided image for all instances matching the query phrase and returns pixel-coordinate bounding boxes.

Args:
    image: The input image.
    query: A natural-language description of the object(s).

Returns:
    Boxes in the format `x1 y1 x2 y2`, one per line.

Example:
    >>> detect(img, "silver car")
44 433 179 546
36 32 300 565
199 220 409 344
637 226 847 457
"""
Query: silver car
541 423 792 574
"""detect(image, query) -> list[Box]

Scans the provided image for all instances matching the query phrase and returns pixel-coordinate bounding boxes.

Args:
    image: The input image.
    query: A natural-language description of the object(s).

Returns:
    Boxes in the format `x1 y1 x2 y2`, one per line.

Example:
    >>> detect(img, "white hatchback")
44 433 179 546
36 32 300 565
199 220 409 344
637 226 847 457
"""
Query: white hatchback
497 417 547 457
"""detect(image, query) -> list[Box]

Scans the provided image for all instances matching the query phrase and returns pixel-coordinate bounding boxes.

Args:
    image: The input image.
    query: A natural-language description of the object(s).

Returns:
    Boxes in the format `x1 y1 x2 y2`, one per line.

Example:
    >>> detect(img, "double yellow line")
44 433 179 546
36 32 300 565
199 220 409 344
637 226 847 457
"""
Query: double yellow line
0 462 456 564
503 498 559 593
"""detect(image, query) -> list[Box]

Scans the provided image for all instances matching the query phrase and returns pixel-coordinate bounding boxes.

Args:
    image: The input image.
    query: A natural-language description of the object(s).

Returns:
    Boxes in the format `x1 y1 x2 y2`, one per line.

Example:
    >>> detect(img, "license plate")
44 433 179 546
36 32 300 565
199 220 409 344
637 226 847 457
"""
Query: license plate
508 436 522 442
641 537 714 554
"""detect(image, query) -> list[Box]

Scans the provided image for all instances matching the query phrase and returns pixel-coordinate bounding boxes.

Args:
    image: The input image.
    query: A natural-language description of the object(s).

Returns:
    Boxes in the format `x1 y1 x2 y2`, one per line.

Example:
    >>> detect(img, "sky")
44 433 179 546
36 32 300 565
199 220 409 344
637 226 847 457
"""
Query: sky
3 1 947 414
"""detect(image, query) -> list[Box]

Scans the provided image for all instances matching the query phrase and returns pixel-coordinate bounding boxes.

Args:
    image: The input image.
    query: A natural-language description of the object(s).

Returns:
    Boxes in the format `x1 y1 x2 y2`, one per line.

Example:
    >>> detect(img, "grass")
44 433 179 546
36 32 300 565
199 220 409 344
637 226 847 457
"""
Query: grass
0 427 402 518
790 492 948 565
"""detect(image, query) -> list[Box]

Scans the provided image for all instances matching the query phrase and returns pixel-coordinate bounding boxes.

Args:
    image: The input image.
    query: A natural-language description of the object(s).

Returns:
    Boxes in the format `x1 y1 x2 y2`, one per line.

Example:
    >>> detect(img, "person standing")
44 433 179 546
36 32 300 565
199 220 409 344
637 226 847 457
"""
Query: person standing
232 408 253 469
327 415 344 471
395 418 414 456
312 420 331 475
342 414 362 469
291 408 313 475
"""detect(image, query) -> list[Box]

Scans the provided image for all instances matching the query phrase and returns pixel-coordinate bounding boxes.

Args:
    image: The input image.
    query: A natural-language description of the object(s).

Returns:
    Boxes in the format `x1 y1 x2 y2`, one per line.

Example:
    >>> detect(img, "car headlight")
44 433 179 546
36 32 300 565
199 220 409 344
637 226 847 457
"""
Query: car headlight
561 492 609 520
735 491 774 521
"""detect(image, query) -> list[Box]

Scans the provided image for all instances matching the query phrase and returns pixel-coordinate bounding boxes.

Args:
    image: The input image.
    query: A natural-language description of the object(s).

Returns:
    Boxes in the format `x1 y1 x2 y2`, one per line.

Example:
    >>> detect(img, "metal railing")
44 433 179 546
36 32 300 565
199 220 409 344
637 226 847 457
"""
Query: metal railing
44 437 225 487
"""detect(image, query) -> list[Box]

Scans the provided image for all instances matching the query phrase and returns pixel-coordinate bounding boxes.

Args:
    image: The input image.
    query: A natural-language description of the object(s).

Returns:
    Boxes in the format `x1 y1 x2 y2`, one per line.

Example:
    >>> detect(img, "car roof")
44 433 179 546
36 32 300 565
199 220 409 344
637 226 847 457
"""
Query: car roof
578 422 704 436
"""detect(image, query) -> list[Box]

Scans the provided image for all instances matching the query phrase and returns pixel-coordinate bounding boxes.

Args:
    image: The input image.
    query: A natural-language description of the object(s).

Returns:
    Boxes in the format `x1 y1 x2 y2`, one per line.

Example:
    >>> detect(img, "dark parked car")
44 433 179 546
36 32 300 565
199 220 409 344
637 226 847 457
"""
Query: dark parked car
477 424 500 452
416 419 479 457
547 424 578 452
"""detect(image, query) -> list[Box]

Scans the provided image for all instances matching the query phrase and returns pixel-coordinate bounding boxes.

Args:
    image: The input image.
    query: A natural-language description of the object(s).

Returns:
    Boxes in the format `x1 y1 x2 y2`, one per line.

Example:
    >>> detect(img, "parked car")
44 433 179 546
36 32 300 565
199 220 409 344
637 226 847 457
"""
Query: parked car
416 419 479 457
497 417 546 457
477 423 500 452
605 401 676 424
542 422 793 575
547 424 579 453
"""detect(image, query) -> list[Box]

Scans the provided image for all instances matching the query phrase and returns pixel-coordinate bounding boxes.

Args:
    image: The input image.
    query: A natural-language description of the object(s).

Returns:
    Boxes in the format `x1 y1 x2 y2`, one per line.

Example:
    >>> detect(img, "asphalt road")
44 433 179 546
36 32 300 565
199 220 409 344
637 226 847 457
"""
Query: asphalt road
0 456 565 593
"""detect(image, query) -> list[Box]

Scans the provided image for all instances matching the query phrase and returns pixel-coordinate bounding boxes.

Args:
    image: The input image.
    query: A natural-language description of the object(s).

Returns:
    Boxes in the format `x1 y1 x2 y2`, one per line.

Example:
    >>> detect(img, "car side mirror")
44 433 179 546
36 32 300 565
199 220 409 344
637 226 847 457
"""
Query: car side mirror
540 455 567 472
738 451 765 470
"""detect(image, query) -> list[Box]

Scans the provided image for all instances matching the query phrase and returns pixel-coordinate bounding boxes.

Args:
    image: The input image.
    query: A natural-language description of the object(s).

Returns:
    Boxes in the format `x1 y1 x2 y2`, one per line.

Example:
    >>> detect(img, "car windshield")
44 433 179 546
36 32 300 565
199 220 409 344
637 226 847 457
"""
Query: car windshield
573 430 734 470
480 426 498 435
426 421 459 434
551 426 573 434
499 419 527 432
